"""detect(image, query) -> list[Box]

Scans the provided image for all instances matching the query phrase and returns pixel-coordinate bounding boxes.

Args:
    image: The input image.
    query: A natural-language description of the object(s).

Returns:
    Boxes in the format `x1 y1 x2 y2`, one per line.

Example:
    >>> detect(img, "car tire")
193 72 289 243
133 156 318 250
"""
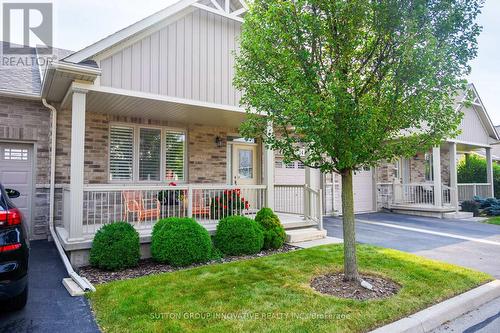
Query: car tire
7 285 28 311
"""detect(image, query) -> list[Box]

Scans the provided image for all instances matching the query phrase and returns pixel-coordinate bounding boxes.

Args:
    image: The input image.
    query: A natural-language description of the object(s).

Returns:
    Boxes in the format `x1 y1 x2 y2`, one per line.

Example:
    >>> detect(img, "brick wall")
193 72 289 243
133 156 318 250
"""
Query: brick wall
0 96 51 239
188 125 230 183
55 109 236 184
0 97 50 183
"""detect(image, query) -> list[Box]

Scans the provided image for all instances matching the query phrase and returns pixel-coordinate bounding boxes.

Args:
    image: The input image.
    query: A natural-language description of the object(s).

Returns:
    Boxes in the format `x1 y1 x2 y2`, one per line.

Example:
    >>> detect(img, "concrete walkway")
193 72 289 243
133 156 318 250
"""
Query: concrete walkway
0 241 99 333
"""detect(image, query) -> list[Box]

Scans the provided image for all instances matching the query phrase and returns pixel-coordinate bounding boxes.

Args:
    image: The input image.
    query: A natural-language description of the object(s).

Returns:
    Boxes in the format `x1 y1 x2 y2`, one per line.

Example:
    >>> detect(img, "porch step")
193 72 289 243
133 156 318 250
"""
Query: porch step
443 211 475 219
283 220 318 230
286 227 327 244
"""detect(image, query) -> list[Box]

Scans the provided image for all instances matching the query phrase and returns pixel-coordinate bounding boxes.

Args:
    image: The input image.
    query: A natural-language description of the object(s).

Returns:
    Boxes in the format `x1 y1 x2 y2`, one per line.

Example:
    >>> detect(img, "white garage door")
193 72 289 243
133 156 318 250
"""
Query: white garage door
0 142 33 233
353 167 374 213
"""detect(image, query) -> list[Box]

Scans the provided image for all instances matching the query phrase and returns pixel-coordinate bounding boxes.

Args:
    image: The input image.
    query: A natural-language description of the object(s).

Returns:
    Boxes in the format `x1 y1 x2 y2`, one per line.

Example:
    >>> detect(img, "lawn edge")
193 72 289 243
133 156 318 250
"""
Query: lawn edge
369 279 500 333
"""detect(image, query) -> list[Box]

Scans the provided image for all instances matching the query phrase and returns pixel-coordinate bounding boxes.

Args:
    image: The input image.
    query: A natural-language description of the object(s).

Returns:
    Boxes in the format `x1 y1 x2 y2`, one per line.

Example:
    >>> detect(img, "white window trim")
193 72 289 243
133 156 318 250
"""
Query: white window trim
108 122 188 183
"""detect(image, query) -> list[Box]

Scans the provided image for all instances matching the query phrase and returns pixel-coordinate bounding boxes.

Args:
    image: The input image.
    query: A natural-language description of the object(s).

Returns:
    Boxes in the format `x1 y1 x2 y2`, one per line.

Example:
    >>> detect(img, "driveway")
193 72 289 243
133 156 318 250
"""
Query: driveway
0 240 99 333
323 212 500 278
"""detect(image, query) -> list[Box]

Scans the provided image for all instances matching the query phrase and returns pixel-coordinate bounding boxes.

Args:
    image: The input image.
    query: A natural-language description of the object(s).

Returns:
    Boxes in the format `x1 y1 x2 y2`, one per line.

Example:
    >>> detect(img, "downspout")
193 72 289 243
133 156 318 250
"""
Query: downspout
42 98 95 293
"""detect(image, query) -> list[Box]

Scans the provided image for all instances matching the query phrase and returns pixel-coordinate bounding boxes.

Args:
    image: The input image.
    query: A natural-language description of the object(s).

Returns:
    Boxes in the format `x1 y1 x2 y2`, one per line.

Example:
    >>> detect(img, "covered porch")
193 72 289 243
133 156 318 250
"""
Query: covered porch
377 141 495 218
55 82 323 250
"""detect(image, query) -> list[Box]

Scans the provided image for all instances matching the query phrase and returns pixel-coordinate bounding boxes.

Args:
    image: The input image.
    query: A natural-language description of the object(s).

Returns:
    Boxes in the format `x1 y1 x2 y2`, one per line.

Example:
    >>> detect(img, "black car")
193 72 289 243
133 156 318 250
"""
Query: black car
0 184 29 310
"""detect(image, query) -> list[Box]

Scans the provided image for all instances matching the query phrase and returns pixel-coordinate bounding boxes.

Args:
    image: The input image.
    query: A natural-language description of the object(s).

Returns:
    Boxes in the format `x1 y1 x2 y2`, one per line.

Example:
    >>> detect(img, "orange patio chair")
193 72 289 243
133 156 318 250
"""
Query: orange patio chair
191 189 211 218
122 190 161 222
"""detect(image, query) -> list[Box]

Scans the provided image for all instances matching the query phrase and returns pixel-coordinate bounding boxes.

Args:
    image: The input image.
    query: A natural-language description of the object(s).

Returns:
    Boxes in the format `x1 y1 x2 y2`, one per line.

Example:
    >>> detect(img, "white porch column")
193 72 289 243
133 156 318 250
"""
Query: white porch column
305 166 321 219
68 88 87 241
263 123 274 209
305 167 321 190
449 142 459 212
432 146 442 207
486 147 494 197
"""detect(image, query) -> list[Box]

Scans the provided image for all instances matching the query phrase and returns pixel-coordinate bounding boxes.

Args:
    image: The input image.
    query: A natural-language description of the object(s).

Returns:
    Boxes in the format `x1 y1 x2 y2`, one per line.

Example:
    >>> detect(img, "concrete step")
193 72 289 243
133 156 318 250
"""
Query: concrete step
443 211 475 219
286 227 327 243
283 221 318 230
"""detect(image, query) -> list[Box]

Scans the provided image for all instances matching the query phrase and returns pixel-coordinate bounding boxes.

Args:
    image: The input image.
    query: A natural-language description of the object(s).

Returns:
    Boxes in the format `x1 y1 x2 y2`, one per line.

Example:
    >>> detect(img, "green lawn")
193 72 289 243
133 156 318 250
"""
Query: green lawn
484 217 500 225
88 245 491 333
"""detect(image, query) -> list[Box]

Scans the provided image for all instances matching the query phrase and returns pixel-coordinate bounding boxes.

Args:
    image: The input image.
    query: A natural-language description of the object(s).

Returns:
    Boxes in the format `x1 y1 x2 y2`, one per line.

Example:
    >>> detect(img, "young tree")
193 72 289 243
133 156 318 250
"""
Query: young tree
234 0 482 282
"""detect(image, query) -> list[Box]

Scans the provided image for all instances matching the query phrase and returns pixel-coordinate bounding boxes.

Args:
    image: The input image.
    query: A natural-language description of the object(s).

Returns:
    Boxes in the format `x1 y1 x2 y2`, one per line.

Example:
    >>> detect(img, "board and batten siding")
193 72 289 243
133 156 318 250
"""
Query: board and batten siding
455 106 491 145
100 8 242 107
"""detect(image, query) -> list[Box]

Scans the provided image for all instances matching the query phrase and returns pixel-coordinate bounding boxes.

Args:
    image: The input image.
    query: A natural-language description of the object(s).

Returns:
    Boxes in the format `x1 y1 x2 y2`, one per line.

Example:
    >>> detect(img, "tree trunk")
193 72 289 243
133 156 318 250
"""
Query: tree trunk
341 169 359 282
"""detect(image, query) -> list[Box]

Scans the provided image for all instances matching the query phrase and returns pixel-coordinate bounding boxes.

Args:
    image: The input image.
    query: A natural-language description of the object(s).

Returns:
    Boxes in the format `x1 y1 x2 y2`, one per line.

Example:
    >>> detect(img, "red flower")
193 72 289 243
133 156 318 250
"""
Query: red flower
169 182 177 186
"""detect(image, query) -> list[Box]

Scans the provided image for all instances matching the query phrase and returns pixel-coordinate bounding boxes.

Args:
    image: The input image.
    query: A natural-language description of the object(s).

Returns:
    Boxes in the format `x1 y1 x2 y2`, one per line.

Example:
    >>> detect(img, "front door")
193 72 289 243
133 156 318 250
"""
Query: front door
231 144 257 185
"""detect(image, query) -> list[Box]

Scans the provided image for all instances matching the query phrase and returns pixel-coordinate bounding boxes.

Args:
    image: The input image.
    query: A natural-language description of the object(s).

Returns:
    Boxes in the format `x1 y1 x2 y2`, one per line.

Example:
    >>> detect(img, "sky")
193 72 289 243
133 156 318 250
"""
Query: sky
4 0 499 124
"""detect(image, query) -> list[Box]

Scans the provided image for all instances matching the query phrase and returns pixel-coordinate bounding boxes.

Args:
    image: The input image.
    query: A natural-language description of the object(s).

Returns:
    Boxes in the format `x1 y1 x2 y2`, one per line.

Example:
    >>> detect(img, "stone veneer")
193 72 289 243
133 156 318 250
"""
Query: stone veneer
375 150 452 210
376 150 451 185
0 96 51 239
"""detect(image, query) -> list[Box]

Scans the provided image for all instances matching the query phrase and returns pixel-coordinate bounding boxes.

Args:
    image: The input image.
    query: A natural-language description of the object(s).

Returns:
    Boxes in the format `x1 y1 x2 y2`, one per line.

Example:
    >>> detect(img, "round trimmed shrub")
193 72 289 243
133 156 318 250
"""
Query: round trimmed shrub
151 217 212 267
89 222 140 271
214 216 264 255
255 208 286 250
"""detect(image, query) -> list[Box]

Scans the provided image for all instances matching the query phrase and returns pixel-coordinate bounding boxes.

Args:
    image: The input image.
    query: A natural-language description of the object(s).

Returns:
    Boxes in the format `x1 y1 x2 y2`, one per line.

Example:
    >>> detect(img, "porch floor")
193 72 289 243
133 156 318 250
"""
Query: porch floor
389 203 455 212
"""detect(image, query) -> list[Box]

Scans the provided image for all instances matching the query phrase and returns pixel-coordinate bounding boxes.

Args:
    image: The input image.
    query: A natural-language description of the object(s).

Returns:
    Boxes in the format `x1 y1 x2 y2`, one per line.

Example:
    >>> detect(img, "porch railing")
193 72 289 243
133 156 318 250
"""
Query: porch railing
274 184 323 228
457 183 492 202
442 185 452 205
392 183 436 206
274 185 303 215
77 184 267 235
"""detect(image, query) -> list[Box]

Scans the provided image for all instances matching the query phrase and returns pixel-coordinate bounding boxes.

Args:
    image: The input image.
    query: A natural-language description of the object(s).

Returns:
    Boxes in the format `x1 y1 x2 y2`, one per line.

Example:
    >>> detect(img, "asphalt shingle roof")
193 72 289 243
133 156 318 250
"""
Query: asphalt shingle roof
0 41 73 95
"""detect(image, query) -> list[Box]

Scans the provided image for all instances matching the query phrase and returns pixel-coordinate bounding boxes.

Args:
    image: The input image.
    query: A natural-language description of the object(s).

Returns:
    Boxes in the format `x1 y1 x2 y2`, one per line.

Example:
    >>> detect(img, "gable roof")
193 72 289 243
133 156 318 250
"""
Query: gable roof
63 0 247 64
465 83 499 141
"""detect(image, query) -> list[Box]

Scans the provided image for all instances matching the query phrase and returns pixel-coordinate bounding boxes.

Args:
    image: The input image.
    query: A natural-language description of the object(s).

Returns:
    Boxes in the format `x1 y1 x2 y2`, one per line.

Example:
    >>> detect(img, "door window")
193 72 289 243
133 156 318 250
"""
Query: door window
238 149 253 179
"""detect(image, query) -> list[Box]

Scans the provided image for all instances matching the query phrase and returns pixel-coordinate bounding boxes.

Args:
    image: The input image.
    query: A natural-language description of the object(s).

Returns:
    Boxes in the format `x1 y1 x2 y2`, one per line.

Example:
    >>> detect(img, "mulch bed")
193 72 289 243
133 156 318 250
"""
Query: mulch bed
310 272 401 300
79 244 299 284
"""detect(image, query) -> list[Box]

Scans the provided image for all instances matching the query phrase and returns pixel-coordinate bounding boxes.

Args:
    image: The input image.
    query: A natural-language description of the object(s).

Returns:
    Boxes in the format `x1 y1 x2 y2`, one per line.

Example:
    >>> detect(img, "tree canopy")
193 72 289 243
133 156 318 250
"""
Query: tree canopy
235 0 483 173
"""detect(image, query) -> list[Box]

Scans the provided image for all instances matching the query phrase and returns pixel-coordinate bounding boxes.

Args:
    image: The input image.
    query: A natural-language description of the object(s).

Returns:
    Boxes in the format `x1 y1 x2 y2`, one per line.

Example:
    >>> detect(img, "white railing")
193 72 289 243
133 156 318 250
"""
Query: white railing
79 184 267 235
442 185 452 205
304 186 323 229
274 185 304 215
392 183 436 206
457 183 492 202
274 184 323 228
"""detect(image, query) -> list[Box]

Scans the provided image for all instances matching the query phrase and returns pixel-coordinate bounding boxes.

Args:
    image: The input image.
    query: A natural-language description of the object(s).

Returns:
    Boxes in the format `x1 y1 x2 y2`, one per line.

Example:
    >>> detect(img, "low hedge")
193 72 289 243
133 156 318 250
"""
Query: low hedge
89 222 140 271
255 208 286 250
151 217 212 267
214 216 264 255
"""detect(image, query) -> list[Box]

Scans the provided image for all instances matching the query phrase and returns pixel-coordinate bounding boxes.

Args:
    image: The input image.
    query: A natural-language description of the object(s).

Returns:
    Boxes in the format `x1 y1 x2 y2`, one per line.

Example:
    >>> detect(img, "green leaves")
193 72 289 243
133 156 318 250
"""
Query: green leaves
235 0 482 173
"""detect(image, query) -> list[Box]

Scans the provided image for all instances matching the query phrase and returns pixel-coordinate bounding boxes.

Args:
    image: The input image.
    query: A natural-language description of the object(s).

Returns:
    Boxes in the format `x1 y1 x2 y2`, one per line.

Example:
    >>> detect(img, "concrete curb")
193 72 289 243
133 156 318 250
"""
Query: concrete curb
370 280 500 333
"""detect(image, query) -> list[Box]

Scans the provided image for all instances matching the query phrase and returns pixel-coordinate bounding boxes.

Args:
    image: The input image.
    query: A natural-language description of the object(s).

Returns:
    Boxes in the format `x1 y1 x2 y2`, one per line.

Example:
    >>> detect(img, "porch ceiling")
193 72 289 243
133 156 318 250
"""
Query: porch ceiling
65 84 249 128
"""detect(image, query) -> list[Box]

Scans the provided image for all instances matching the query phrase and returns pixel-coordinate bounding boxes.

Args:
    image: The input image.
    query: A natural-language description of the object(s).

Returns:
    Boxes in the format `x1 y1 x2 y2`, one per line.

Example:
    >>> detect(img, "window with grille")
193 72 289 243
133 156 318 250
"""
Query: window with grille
109 125 187 182
139 128 161 181
3 148 28 160
109 127 133 180
165 131 185 181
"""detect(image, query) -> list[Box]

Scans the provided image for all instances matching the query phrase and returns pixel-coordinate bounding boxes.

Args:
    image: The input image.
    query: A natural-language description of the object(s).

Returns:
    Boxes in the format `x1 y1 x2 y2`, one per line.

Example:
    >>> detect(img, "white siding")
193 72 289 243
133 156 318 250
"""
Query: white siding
100 9 242 107
456 106 491 145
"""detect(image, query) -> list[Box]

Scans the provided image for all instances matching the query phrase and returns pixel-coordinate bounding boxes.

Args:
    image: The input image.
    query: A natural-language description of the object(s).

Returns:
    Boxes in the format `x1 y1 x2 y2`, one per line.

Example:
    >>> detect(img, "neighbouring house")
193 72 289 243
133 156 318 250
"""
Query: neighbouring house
275 85 499 217
0 0 498 266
